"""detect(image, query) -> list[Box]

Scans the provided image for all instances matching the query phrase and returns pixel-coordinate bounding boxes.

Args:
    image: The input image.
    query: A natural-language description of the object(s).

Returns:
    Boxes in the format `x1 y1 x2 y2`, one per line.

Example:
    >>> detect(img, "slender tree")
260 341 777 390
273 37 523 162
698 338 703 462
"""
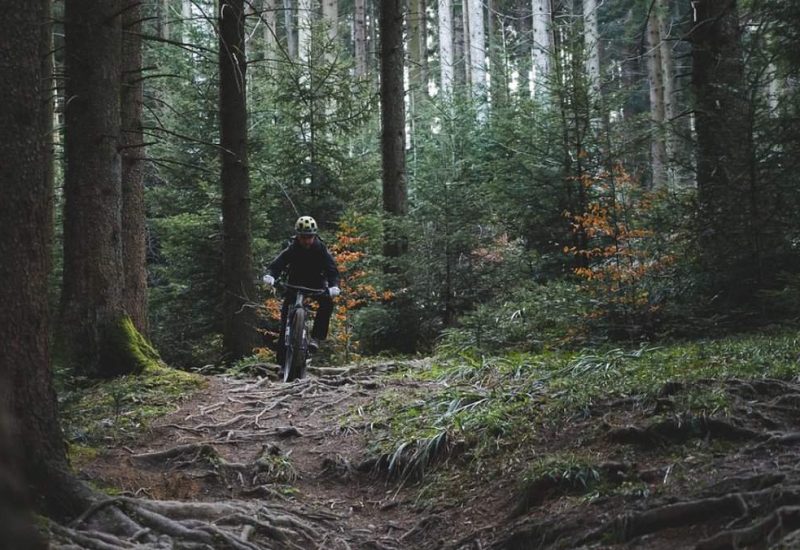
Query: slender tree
531 0 551 99
122 0 149 335
354 0 368 77
467 0 486 113
219 0 260 359
379 0 408 260
1 0 94 519
284 0 297 59
298 0 312 61
439 0 454 97
646 7 667 188
583 0 600 99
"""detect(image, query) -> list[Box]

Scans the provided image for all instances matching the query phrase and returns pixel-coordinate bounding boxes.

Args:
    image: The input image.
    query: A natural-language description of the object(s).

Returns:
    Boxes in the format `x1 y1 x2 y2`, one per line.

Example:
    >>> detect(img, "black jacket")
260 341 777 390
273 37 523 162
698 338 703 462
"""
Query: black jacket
266 237 340 289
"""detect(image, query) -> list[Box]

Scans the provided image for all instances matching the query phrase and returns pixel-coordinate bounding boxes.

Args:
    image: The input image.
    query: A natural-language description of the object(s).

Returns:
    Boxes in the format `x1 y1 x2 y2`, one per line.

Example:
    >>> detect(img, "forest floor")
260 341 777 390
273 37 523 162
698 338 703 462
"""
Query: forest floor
70 355 800 549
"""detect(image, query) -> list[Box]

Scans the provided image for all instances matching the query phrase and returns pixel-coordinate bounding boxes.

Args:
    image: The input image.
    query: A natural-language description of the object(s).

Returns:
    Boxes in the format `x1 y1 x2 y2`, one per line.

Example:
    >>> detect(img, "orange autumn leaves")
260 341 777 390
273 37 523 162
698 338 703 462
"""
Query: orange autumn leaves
563 166 674 314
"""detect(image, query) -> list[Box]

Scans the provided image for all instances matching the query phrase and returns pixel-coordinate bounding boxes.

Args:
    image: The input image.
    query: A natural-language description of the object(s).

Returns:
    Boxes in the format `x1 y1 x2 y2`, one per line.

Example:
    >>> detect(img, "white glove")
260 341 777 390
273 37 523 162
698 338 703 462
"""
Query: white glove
263 274 275 286
328 286 341 297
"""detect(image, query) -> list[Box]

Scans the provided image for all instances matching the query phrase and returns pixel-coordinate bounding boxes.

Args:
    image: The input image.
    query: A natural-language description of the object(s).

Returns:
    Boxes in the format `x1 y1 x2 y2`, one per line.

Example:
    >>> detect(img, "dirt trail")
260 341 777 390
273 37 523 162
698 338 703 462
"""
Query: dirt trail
79 360 448 549
74 363 800 550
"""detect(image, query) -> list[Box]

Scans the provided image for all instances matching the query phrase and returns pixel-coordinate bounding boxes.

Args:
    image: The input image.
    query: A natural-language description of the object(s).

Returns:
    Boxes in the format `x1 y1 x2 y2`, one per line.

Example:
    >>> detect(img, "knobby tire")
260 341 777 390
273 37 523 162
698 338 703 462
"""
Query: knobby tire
284 308 307 382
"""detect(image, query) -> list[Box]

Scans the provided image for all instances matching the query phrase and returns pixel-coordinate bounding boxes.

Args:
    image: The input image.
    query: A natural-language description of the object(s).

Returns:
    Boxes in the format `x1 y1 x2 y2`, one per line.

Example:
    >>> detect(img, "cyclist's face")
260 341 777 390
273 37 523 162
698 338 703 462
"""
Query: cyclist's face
297 234 315 248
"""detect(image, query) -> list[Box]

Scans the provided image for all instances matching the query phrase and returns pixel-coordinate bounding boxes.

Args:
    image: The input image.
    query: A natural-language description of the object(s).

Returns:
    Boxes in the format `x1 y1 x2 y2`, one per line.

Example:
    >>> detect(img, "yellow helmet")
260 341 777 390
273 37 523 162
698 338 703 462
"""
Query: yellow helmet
294 215 318 235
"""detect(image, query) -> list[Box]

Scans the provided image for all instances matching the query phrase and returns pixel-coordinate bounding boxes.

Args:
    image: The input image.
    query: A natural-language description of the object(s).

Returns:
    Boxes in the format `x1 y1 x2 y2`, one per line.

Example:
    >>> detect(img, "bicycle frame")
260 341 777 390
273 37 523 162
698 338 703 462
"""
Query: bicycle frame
281 284 326 382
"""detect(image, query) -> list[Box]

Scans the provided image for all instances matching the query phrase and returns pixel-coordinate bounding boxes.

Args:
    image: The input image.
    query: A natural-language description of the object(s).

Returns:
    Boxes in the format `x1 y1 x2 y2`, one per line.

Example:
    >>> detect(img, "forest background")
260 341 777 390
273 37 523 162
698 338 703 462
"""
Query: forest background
3 0 800 545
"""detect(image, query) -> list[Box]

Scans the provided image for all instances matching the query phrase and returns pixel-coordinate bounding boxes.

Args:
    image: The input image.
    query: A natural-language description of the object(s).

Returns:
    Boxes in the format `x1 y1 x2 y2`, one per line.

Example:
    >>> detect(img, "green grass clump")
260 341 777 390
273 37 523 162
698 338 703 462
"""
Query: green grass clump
357 330 800 482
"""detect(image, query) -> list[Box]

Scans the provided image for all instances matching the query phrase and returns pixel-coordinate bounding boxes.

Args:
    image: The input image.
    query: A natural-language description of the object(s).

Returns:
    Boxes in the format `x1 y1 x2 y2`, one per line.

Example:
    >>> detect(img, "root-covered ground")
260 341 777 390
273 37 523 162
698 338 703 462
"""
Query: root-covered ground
63 348 800 549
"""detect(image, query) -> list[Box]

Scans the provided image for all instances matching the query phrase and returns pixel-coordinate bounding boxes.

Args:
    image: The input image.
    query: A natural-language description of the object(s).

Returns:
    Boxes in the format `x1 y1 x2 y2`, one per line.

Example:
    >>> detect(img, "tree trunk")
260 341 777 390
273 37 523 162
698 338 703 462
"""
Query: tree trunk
438 0 454 97
409 0 426 104
219 0 259 360
646 7 667 189
322 0 337 50
122 0 150 336
263 0 277 68
689 0 760 301
379 0 408 260
531 0 551 99
583 0 600 99
297 0 312 61
467 0 486 109
62 0 135 377
657 0 676 185
1 0 95 521
284 0 297 60
160 0 171 40
354 0 367 77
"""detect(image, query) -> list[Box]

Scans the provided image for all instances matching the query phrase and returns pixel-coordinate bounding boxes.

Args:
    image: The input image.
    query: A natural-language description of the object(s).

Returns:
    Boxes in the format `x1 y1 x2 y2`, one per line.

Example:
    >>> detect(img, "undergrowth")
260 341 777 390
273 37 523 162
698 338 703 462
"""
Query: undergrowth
357 330 800 484
58 363 205 462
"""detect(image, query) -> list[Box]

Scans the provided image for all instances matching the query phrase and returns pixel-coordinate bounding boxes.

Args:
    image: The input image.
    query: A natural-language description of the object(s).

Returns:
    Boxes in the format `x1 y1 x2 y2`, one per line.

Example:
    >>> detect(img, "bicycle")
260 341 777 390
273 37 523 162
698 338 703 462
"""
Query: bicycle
279 283 328 382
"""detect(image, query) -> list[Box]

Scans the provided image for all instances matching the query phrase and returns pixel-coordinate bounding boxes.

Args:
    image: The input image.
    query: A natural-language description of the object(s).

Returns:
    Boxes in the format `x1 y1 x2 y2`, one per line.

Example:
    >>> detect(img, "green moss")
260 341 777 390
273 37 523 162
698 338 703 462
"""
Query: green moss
60 357 205 447
100 316 163 377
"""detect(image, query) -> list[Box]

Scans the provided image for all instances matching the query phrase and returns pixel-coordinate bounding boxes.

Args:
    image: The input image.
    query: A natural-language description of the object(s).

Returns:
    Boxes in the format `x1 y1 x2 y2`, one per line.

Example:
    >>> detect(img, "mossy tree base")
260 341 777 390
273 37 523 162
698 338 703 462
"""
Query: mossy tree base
60 315 163 379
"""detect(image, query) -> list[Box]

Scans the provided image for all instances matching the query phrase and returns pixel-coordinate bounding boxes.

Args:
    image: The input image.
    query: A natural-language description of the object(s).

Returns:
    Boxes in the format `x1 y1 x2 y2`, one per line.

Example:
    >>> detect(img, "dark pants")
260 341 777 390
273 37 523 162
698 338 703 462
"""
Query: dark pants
276 290 333 364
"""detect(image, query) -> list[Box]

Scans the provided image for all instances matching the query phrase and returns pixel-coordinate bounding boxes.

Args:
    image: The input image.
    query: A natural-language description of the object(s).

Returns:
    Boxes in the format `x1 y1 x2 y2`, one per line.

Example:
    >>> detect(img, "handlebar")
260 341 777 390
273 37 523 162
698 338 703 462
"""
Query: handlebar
278 282 329 296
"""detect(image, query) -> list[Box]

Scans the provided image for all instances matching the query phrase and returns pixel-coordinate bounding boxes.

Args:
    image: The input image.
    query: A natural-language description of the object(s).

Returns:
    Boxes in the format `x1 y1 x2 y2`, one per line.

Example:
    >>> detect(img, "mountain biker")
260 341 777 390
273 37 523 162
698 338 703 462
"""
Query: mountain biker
263 216 340 365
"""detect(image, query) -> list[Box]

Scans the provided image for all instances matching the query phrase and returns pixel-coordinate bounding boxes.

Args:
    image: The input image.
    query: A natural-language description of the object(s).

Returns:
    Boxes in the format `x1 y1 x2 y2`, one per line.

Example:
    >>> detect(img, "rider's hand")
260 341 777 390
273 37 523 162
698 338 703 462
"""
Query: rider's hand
328 286 341 297
263 274 275 286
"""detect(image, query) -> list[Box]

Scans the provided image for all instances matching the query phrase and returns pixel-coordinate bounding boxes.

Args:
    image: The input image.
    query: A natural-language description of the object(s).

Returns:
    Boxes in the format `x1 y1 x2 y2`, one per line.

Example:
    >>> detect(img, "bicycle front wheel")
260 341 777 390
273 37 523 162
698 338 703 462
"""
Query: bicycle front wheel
284 308 307 382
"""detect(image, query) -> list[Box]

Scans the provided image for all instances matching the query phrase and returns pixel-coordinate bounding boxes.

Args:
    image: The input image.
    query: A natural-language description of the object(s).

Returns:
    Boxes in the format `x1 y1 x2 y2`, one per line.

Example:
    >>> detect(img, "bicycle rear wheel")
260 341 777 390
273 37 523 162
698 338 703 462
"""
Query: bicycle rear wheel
283 308 307 382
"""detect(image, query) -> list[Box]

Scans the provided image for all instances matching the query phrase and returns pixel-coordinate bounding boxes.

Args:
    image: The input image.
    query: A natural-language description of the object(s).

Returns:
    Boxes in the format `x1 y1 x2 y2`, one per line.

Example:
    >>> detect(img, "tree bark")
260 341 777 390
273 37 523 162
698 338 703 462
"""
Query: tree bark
263 0 277 69
354 0 367 77
1 0 95 521
219 0 259 359
122 0 150 336
61 0 131 377
297 0 312 61
379 0 408 260
689 0 760 301
583 0 600 99
467 0 486 109
531 0 551 99
409 0 426 99
646 7 667 189
438 0 454 97
284 0 297 60
322 0 338 51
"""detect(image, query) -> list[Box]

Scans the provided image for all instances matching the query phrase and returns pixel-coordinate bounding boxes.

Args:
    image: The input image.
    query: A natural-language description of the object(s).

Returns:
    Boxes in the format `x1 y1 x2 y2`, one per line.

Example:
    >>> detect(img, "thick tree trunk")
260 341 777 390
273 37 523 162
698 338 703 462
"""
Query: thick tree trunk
354 0 367 77
122 0 150 336
379 0 408 260
62 0 136 377
0 0 95 522
438 0 454 97
219 0 259 360
689 0 761 301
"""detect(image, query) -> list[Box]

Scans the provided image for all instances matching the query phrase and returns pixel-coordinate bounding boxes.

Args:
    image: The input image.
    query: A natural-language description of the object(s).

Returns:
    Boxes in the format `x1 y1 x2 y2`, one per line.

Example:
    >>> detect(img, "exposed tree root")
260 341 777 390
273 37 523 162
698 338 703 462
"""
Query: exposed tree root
608 414 764 446
50 494 357 549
